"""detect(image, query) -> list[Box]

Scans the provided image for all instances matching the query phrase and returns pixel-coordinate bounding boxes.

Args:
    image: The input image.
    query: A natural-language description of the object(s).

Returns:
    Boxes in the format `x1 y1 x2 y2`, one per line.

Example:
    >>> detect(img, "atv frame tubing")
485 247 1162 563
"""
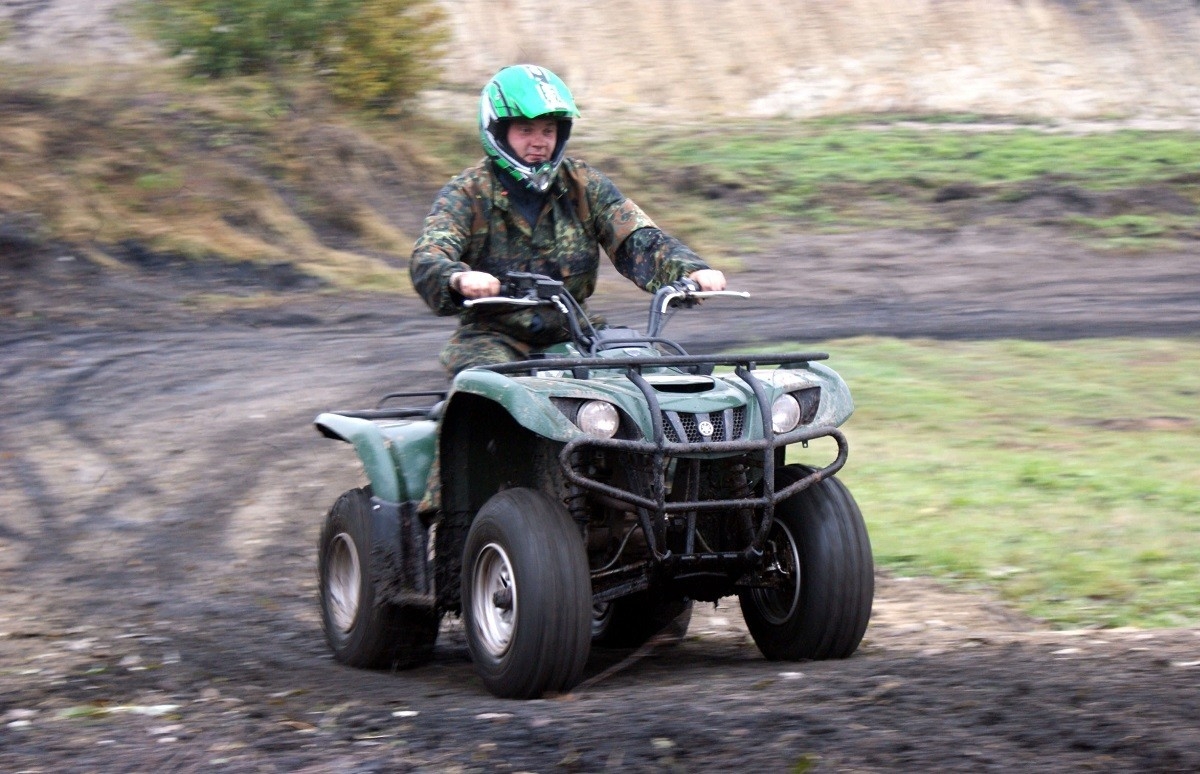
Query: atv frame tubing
484 352 849 599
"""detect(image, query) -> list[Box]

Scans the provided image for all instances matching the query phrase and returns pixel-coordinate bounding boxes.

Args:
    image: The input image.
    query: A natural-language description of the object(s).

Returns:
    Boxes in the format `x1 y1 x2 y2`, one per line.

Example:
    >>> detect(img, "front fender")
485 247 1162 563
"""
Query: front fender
449 368 583 441
314 413 436 503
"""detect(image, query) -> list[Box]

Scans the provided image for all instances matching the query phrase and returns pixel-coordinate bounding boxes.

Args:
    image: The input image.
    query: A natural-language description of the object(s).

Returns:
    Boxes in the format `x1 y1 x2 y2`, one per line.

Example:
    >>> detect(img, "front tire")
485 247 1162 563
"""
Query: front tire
318 488 440 669
739 465 874 660
462 488 592 699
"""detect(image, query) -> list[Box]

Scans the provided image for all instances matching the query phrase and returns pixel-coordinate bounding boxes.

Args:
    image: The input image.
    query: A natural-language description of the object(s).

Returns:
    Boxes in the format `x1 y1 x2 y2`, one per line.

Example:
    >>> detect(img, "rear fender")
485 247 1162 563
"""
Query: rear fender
314 413 436 503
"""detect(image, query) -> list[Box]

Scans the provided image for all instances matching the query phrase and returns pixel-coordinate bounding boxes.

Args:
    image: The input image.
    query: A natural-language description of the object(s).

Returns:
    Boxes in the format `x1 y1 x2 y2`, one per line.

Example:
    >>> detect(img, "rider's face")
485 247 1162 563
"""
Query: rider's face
507 118 558 165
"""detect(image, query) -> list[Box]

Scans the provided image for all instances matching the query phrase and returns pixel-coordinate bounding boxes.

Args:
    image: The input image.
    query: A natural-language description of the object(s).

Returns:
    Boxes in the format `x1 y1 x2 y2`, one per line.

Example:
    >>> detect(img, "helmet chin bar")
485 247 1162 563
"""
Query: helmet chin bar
526 167 554 193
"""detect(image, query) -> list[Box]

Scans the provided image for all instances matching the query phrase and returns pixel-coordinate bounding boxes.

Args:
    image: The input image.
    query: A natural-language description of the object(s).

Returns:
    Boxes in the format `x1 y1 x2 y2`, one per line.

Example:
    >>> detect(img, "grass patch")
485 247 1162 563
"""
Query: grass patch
577 119 1200 258
784 337 1200 628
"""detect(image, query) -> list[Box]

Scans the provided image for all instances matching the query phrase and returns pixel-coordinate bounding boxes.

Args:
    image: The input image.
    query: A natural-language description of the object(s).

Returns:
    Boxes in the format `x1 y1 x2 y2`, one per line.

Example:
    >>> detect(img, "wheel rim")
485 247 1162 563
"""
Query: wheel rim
591 601 613 639
326 532 361 633
750 519 802 625
471 542 517 658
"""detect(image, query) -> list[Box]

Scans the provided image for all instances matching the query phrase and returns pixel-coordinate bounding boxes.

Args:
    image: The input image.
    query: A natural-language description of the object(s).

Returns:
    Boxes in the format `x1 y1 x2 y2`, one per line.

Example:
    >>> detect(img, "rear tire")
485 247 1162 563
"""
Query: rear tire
462 488 592 698
739 465 873 660
318 488 440 669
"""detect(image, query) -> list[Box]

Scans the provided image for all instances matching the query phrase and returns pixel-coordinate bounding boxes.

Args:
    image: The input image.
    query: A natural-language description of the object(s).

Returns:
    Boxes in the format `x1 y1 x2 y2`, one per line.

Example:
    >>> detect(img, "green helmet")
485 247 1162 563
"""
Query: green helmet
479 65 580 193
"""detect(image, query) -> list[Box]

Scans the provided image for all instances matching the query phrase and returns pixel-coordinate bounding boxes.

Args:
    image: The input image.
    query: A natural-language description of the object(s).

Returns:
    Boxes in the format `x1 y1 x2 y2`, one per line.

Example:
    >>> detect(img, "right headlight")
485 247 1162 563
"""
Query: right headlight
771 393 801 434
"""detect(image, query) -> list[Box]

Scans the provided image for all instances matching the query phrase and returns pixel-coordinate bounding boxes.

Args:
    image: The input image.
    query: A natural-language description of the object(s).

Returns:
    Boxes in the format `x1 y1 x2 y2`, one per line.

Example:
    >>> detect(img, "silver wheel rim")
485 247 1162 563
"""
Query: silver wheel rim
327 532 361 633
471 542 517 658
591 601 613 639
751 519 802 625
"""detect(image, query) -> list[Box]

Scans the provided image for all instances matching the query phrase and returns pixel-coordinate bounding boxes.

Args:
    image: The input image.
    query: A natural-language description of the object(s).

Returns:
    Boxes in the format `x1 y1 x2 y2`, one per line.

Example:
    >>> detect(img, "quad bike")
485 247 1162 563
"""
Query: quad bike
314 272 873 699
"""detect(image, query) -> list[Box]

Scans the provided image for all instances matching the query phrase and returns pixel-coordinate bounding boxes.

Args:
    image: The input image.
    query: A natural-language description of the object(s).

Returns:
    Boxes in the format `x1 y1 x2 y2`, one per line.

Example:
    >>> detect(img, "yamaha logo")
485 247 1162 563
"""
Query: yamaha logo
698 420 715 437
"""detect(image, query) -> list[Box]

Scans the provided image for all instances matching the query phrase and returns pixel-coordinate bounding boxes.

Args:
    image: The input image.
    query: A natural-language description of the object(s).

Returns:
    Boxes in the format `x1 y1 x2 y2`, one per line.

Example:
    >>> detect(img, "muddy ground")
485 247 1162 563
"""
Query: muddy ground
2 226 1200 773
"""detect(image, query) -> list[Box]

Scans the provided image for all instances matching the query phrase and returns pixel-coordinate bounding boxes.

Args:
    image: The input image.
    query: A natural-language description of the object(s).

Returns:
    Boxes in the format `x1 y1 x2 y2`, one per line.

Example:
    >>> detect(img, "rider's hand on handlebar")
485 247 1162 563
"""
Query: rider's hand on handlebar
688 269 727 292
451 270 501 299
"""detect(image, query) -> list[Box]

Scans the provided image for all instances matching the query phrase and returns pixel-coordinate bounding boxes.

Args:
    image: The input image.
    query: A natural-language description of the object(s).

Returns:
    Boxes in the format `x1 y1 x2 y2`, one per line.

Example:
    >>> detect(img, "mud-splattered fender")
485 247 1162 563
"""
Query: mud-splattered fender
314 413 436 503
448 368 584 441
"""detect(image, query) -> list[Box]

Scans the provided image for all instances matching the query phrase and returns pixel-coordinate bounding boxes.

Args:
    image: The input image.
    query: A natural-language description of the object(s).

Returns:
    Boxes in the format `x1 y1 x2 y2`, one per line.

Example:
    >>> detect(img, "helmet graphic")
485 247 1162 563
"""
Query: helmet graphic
480 65 580 193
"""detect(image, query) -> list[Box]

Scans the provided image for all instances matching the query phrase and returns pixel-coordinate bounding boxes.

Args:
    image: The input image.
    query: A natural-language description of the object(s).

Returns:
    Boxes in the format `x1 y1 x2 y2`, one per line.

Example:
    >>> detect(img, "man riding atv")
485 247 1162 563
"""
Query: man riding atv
313 65 872 701
409 63 726 375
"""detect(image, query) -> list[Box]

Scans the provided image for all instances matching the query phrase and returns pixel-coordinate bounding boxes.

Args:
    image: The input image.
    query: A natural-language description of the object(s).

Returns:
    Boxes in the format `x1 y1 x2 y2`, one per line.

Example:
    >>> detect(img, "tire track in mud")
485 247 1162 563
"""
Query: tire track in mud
0 328 440 612
0 341 168 571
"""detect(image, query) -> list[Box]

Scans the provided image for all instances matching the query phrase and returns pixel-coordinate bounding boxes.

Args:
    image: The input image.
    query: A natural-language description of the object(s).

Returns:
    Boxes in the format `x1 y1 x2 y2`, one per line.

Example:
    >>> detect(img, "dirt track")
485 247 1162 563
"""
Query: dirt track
2 0 1199 769
2 227 1199 772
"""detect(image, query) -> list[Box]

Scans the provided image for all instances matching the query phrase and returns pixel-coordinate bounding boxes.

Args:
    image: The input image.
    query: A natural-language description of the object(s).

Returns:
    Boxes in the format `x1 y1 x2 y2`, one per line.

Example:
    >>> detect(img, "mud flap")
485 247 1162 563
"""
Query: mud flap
369 497 434 608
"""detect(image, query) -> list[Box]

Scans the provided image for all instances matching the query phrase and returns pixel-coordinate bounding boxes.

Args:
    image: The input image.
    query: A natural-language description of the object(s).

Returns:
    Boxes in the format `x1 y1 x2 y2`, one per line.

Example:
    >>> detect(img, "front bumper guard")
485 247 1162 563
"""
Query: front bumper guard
551 362 849 576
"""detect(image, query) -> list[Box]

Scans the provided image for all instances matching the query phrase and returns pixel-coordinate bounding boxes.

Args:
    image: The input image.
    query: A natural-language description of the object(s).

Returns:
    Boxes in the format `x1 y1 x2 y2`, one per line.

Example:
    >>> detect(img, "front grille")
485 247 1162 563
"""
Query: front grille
662 407 746 443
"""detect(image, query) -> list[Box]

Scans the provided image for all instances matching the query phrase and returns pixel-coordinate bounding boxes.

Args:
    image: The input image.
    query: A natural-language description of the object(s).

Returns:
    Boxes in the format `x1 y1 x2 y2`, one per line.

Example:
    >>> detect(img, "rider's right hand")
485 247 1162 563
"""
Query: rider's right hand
687 269 727 292
451 270 502 299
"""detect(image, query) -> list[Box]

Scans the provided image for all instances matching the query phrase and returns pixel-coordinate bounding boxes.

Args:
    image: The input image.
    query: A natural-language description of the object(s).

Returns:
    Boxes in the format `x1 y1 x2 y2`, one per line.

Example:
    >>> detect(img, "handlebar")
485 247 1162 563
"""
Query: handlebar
647 281 749 338
460 271 750 348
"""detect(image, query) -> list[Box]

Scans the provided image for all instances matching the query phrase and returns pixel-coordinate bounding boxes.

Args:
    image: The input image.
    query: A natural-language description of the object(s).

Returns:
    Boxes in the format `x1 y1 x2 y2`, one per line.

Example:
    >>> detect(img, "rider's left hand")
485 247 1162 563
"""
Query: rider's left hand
688 269 727 291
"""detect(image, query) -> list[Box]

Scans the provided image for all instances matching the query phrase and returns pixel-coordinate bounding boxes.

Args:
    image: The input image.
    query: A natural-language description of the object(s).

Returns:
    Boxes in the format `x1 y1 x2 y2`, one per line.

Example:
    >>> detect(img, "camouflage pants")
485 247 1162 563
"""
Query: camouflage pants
439 324 539 376
418 453 441 515
420 326 541 514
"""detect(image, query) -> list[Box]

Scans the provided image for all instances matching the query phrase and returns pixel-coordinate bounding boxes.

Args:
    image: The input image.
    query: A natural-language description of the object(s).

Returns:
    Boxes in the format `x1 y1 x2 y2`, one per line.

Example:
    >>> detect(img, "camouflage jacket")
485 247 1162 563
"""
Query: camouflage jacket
410 158 709 344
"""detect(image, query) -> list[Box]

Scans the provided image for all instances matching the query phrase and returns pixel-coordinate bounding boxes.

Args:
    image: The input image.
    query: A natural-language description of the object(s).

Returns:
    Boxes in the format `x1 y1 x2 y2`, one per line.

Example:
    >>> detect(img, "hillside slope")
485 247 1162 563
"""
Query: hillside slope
1 0 1197 299
437 0 1200 121
3 0 1199 121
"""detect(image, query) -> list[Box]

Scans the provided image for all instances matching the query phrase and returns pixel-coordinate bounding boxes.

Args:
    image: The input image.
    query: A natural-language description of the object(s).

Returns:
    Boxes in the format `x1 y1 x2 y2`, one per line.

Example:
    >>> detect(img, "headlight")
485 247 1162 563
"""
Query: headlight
577 400 620 438
771 394 801 434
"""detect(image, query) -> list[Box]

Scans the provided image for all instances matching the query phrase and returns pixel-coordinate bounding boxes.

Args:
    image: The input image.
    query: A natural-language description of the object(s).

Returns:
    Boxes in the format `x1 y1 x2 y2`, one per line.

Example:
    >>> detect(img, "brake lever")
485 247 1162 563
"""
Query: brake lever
657 288 749 321
657 287 690 315
462 297 541 308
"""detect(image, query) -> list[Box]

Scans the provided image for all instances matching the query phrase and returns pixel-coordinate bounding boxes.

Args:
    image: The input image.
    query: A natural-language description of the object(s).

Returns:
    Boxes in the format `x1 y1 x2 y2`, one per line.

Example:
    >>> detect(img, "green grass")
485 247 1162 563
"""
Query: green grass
784 337 1200 629
661 122 1198 190
578 120 1200 258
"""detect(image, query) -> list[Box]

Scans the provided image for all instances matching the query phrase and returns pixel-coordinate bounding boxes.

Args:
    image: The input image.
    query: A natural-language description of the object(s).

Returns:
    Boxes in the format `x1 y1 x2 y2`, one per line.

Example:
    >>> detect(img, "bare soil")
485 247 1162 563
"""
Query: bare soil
2 224 1200 773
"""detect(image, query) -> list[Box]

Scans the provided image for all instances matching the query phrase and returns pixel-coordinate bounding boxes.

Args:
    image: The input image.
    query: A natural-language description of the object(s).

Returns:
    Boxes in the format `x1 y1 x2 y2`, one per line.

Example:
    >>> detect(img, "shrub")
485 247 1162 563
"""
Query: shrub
323 0 450 111
143 0 448 109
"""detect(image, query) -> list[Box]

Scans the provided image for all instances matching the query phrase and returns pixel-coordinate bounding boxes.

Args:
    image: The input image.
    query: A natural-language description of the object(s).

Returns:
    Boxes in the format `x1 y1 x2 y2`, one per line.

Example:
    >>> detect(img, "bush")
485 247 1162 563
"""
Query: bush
144 0 448 109
323 0 450 111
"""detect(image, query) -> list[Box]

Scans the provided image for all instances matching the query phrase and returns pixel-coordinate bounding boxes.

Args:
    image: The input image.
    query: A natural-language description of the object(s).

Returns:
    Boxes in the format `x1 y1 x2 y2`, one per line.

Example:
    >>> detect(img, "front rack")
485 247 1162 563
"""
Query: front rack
482 352 829 379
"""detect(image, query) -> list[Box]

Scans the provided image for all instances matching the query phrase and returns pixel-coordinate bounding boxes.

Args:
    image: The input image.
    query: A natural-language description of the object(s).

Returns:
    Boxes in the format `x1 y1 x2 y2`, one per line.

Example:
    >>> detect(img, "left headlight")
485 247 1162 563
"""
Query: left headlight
577 400 620 438
771 393 801 434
